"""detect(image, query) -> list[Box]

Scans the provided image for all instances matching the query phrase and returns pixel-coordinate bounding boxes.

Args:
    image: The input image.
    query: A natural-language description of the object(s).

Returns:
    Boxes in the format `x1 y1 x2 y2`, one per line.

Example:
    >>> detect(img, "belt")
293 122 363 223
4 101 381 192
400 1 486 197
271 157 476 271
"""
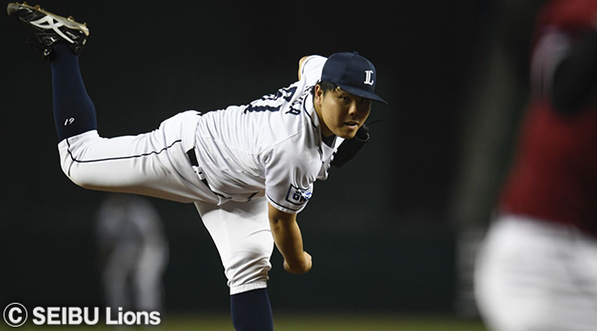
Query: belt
186 149 229 200
186 149 208 185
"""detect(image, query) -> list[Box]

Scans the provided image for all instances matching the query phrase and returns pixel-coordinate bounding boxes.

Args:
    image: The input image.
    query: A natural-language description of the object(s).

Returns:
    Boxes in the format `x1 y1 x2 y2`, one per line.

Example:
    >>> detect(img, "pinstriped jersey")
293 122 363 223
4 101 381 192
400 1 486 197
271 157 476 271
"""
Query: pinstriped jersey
194 55 344 213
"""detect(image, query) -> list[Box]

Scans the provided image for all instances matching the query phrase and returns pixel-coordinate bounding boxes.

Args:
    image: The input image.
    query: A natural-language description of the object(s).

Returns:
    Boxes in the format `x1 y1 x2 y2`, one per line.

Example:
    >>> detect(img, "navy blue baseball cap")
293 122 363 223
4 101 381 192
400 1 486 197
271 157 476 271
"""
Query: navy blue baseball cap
321 52 387 105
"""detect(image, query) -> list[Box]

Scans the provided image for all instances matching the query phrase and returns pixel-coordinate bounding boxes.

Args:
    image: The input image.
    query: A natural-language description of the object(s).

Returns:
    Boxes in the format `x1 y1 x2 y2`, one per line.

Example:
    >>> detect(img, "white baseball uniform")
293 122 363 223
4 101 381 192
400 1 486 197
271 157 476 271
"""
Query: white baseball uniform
58 55 343 294
475 216 597 331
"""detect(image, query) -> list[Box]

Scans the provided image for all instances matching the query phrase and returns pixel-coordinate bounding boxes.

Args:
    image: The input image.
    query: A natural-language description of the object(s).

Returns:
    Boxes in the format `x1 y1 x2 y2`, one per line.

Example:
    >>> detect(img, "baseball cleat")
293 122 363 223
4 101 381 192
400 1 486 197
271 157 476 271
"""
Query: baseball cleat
7 2 89 58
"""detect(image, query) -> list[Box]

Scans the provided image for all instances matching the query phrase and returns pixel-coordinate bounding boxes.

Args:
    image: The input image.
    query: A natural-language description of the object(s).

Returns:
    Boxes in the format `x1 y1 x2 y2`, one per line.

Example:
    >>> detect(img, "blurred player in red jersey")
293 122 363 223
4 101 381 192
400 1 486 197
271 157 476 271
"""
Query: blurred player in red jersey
474 1 597 330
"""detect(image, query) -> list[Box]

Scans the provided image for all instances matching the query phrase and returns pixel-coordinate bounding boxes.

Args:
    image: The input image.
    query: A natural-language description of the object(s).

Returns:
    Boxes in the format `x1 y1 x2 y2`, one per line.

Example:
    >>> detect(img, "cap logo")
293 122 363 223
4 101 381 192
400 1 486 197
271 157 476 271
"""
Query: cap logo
364 70 375 86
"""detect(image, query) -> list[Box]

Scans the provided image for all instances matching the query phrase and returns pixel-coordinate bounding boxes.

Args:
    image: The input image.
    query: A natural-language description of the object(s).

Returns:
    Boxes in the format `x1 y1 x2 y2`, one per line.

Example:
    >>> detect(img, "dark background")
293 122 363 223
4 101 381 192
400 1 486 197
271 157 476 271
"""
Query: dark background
0 0 546 318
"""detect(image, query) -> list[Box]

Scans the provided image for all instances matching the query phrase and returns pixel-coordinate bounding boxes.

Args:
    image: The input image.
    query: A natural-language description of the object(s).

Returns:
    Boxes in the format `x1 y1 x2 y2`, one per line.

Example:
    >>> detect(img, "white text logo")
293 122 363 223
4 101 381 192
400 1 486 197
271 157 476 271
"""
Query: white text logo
2 303 161 327
364 70 375 86
3 303 28 327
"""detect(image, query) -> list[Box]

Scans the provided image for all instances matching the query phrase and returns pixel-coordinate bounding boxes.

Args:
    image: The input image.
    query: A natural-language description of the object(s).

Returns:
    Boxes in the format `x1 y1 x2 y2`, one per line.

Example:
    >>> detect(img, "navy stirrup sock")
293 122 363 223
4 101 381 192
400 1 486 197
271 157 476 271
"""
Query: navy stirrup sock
230 289 274 331
50 44 97 141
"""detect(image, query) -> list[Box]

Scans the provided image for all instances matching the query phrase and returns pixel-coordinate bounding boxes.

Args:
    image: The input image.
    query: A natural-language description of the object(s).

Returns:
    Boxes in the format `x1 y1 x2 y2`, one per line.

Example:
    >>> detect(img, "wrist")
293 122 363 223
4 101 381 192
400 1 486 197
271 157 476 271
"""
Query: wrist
285 254 307 270
283 251 312 274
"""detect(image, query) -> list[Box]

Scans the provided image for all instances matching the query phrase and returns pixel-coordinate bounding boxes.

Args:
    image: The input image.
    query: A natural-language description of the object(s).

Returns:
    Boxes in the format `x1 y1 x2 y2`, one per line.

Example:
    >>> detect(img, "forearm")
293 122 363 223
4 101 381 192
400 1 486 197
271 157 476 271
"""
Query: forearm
269 217 307 270
267 202 312 274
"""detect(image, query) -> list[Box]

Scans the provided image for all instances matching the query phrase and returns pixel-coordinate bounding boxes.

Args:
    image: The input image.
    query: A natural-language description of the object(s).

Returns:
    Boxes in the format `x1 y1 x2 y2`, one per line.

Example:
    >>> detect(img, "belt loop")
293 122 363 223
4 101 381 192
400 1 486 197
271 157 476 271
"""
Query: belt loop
186 148 206 181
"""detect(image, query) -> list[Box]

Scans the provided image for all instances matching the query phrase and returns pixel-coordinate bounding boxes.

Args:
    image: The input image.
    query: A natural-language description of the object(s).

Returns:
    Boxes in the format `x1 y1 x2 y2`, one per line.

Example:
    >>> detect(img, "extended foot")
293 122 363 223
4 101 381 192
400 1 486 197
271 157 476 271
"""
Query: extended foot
7 2 89 58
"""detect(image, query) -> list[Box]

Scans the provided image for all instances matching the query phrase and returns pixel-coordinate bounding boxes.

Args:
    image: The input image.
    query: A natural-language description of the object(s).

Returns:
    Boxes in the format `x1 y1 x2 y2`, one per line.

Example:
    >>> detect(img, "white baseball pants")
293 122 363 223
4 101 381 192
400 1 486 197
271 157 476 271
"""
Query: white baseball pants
57 110 274 295
475 215 597 331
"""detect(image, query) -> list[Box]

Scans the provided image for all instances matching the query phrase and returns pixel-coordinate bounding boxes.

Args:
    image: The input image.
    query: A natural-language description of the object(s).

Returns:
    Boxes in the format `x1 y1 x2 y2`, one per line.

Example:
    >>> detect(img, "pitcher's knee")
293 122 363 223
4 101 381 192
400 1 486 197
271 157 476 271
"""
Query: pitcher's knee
227 254 272 295
57 130 107 189
63 165 100 190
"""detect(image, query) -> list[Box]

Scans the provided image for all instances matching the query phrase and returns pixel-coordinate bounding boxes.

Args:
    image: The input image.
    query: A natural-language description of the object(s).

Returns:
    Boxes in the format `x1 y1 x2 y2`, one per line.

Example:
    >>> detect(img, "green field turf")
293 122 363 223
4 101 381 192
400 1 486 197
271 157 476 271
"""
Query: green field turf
8 314 487 331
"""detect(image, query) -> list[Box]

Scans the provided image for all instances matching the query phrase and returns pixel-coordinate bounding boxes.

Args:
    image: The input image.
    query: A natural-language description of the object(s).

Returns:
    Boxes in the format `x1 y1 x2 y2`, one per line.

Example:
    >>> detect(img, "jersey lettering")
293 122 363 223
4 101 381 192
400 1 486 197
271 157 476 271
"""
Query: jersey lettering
285 184 312 206
286 86 313 115
244 86 298 114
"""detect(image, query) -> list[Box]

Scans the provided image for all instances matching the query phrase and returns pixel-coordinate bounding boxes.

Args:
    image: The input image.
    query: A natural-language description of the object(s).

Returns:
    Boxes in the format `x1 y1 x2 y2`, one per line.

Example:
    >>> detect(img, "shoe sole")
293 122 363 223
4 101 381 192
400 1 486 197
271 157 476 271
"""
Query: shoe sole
7 2 89 37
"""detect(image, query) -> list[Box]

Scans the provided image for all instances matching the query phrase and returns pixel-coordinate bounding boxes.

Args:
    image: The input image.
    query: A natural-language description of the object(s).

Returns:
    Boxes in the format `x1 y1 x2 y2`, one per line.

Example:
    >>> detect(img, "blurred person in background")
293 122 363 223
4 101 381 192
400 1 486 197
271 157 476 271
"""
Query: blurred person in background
97 194 168 317
474 0 597 330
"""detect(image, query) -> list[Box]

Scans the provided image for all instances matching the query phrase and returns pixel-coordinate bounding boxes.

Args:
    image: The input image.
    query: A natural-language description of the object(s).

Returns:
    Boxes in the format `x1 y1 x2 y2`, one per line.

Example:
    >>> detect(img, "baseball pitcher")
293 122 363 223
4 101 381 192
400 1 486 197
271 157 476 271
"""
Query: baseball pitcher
7 3 387 330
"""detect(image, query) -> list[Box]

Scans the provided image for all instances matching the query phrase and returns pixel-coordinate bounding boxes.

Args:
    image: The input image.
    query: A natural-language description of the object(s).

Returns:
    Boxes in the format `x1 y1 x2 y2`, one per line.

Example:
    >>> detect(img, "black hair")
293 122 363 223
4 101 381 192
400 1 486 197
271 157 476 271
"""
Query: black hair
310 81 339 96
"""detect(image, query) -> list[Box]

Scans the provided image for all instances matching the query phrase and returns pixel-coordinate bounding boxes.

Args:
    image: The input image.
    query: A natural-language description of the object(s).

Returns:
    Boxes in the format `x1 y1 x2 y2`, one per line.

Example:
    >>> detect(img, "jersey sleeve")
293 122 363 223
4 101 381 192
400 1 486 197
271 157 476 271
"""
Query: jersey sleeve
300 55 327 87
262 137 317 214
